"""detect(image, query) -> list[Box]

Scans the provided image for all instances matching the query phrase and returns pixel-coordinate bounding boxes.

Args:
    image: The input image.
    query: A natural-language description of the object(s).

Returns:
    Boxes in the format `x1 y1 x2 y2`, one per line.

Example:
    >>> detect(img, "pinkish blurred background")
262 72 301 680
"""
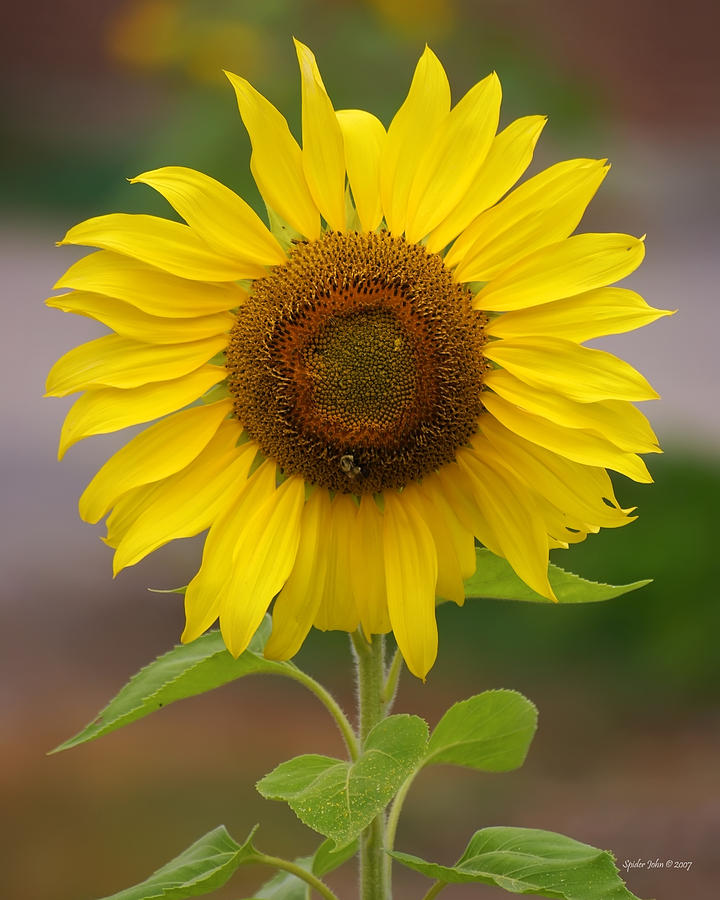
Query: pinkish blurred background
1 2 718 898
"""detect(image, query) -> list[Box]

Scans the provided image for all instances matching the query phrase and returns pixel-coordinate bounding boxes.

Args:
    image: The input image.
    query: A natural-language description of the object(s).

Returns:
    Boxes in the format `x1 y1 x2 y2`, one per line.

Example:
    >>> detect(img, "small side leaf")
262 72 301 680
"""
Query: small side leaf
53 618 296 752
425 690 537 771
243 859 311 900
100 825 259 900
244 839 358 900
464 549 651 604
257 714 428 846
391 826 643 899
312 837 359 877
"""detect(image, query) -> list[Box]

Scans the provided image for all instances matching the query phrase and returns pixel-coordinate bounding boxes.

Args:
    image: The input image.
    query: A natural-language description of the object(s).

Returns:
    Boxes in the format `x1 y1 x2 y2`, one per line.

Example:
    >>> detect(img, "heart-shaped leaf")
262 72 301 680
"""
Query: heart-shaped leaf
99 825 258 900
391 826 643 899
53 618 297 752
464 549 650 604
257 714 428 846
425 690 537 771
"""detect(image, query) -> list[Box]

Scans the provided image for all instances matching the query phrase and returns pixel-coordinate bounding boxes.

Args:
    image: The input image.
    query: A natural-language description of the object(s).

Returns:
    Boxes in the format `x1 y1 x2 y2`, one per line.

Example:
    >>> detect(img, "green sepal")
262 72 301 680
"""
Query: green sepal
266 205 303 253
425 690 537 771
52 617 297 753
98 825 260 900
257 714 428 846
391 826 643 899
243 838 358 900
463 549 651 604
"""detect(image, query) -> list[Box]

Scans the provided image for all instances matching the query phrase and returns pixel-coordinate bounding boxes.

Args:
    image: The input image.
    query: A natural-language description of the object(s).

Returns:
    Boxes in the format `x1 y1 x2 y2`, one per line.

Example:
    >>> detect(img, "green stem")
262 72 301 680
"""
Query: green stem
381 646 403 712
385 772 418 881
285 667 359 761
253 852 341 900
352 631 387 900
419 881 446 900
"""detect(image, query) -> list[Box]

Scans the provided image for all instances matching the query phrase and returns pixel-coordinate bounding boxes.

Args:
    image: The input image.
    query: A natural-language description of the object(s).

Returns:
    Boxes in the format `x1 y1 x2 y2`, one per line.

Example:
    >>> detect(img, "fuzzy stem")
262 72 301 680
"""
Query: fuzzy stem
285 666 359 760
419 881 447 900
253 852 341 900
352 631 388 900
381 646 403 713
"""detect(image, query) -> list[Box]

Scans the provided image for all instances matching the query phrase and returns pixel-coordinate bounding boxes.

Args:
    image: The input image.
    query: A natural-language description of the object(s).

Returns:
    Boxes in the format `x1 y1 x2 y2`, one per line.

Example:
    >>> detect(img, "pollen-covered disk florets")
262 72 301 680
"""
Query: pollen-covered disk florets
225 231 488 493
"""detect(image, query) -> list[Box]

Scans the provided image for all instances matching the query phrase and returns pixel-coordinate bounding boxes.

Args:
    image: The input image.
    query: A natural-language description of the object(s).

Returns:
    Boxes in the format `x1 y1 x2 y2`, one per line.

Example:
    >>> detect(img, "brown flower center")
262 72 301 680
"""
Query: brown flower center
225 231 488 493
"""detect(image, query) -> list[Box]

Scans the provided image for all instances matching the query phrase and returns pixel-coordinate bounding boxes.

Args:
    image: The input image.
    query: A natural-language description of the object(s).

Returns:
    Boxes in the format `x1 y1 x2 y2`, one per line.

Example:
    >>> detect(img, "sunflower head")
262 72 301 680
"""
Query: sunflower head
46 40 671 679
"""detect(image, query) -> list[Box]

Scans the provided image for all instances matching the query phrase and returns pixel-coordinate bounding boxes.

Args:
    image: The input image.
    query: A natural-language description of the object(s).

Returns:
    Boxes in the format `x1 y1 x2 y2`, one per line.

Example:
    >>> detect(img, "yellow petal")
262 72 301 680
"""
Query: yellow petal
79 399 232 523
113 423 254 573
420 476 477 579
294 40 346 232
383 491 438 680
487 287 675 342
484 336 659 402
103 482 165 550
57 366 226 458
349 494 391 637
182 454 271 643
451 158 609 279
458 450 555 600
433 462 504 559
46 334 226 397
426 115 546 254
264 489 332 661
478 417 632 528
381 46 450 236
403 484 465 606
225 70 321 240
314 494 361 633
405 72 502 243
129 166 286 266
47 291 234 344
55 250 246 317
481 392 652 483
473 233 645 311
473 431 594 547
336 109 386 232
59 214 264 281
472 434 592 549
485 368 660 453
220 475 305 658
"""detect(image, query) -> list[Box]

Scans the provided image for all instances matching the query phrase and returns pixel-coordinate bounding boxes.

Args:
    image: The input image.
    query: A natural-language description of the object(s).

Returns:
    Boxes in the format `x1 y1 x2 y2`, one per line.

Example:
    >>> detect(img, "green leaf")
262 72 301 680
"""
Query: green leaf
257 714 428 846
53 618 297 752
100 825 259 900
425 690 537 771
391 826 643 899
312 837 359 877
243 860 311 900
244 839 358 900
464 549 651 604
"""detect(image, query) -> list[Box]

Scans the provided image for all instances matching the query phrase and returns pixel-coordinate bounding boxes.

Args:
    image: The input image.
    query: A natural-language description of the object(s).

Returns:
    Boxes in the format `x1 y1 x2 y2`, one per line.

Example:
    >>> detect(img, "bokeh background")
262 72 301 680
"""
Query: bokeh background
2 1 718 898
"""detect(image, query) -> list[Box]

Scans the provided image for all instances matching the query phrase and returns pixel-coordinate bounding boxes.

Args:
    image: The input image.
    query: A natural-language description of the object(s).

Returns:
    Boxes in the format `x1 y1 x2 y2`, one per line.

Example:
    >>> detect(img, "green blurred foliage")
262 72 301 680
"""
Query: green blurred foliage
442 451 720 705
3 0 602 217
296 451 720 709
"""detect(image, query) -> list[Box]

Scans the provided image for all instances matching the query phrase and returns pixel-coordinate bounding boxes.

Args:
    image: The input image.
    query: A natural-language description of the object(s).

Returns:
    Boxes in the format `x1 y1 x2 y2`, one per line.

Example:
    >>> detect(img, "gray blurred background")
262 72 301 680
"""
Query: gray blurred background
1 1 718 898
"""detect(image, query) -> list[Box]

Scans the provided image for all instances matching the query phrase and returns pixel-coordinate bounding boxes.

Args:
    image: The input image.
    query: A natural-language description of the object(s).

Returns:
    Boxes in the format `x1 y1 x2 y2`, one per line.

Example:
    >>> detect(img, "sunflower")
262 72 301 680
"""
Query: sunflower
46 41 670 679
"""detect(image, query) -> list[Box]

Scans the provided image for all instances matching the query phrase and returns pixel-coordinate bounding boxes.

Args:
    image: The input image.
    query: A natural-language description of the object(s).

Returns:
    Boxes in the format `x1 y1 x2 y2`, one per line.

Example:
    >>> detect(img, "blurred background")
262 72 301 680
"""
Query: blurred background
1 1 718 898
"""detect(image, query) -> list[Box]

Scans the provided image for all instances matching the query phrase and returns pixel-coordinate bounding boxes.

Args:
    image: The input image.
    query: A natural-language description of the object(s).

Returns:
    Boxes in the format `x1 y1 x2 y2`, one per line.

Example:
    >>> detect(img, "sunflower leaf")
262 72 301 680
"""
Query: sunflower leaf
98 825 259 900
241 858 311 900
391 826 643 899
52 618 297 752
425 690 537 771
242 838 358 900
464 549 651 603
257 714 428 846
